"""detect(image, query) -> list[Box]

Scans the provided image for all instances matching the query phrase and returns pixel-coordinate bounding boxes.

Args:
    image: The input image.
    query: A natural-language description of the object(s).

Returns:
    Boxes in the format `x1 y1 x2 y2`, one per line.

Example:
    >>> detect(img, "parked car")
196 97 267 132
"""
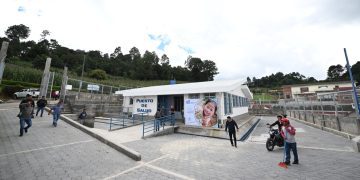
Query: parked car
13 88 40 99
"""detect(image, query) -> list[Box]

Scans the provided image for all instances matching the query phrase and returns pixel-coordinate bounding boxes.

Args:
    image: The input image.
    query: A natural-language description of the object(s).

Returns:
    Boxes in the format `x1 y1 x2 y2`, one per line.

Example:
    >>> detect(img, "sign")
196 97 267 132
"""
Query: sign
134 97 157 114
87 84 100 91
184 98 218 128
65 85 72 90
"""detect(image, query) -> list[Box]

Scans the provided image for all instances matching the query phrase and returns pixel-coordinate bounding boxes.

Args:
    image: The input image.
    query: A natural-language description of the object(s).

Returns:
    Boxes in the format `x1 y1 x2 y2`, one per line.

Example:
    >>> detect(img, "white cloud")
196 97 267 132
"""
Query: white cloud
1 0 360 81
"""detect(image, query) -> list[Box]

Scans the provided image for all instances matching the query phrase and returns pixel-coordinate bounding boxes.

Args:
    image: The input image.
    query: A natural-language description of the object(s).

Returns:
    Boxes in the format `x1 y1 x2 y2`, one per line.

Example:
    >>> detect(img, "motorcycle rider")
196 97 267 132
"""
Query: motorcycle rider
269 115 283 131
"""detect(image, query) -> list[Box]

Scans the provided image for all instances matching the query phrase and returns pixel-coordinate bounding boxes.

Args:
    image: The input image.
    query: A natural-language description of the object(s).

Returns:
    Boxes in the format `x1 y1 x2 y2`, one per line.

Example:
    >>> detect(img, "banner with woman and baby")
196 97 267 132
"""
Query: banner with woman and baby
184 98 219 128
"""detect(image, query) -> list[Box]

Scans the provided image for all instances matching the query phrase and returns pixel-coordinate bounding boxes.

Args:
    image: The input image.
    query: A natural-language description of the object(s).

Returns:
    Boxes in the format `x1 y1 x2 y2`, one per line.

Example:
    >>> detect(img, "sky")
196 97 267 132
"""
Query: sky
1 0 360 81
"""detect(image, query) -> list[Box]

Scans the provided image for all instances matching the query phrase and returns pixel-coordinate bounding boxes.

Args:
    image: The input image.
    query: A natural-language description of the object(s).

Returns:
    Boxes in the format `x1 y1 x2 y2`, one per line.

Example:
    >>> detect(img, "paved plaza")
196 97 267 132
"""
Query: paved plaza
1 102 360 179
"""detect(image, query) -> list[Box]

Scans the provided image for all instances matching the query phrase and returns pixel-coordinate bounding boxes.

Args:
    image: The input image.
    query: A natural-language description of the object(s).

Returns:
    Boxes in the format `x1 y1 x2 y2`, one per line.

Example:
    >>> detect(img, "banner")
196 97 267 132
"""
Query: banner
184 98 218 128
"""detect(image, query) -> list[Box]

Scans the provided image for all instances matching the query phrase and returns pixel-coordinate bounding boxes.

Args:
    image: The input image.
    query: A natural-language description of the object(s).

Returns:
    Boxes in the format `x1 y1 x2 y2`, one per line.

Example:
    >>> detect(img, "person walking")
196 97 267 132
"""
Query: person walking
49 100 64 127
225 116 239 147
280 118 299 165
19 94 35 118
19 101 33 136
36 96 48 117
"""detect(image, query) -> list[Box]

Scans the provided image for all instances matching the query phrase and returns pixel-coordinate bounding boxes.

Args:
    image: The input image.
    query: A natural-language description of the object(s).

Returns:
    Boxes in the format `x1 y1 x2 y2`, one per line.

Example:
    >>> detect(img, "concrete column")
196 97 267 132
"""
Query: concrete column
60 66 68 100
40 58 52 97
0 41 9 84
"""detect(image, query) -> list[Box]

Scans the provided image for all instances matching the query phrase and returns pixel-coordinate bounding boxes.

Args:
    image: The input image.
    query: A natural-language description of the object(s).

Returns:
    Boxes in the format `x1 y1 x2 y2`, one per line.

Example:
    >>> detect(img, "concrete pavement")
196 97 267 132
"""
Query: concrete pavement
1 102 360 179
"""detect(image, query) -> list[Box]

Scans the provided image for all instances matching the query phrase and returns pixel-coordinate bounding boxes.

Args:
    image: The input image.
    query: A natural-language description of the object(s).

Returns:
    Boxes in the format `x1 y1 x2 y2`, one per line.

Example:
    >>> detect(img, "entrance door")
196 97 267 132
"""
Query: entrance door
173 95 184 112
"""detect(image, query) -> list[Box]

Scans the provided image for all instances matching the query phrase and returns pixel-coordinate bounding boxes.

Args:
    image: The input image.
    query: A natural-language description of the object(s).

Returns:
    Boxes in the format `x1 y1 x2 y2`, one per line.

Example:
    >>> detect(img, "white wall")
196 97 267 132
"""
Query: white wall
133 96 158 116
291 83 352 97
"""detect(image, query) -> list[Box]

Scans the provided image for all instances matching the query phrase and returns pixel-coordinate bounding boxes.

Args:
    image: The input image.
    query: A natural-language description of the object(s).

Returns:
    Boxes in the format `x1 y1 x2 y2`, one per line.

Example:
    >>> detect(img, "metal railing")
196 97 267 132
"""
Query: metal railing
94 112 149 131
142 114 175 138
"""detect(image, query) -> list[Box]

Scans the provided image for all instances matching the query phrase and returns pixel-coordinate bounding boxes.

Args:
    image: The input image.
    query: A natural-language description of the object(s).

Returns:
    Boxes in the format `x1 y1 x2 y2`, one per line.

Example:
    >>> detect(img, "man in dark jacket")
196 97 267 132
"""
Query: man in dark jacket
19 94 35 118
269 115 283 131
19 101 33 136
36 96 48 117
225 116 239 147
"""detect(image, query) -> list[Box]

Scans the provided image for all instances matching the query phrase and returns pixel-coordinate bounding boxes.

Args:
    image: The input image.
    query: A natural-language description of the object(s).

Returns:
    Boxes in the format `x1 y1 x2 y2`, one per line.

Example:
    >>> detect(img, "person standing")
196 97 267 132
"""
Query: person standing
36 96 48 117
49 100 64 127
19 101 33 136
154 109 161 131
225 116 239 147
280 118 299 165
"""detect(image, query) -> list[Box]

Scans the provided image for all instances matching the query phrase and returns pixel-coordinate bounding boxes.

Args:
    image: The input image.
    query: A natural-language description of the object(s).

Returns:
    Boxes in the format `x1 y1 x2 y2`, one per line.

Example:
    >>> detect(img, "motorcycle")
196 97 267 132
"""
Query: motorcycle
265 123 284 151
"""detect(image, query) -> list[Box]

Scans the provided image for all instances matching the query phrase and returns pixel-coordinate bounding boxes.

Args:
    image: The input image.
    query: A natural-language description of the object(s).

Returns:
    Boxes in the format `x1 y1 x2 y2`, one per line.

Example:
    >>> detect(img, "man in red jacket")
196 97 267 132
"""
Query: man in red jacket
280 118 299 165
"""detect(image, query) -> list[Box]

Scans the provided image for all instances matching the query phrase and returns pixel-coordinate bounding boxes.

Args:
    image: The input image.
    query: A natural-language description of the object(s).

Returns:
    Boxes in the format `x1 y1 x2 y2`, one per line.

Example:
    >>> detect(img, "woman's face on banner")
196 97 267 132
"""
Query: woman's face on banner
203 102 216 117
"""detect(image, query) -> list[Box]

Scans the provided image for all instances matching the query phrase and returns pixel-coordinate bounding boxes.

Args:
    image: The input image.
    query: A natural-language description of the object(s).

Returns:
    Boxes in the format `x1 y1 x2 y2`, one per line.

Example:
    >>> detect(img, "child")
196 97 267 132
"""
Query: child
201 99 217 127
78 108 87 124
280 118 299 165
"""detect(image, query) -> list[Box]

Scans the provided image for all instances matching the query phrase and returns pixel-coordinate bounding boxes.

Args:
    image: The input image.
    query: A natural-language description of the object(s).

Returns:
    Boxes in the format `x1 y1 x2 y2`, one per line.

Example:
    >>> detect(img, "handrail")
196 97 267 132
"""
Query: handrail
142 114 175 138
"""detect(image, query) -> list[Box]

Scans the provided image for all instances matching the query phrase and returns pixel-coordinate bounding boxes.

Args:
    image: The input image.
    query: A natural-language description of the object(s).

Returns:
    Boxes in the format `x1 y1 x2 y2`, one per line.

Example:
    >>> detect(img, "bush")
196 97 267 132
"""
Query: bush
2 85 24 97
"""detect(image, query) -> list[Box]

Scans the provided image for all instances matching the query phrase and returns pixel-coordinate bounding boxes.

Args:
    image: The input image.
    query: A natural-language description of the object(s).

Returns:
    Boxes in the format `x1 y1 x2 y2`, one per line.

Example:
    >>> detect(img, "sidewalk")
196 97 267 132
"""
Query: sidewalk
0 102 137 179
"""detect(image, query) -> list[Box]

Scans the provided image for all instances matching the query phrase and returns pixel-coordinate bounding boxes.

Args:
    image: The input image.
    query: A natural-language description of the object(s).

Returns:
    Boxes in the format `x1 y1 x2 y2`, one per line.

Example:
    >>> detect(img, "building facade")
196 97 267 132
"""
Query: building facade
117 80 253 128
282 81 352 99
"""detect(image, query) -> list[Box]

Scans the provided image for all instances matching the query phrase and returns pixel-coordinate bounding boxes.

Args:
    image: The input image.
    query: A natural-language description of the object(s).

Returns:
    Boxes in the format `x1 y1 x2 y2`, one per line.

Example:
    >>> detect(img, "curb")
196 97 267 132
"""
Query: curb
45 107 141 161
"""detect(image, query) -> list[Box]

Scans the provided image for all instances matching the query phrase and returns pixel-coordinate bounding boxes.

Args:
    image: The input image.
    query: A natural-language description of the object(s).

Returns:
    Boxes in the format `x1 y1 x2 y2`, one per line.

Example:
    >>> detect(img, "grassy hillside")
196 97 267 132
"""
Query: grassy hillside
2 61 187 88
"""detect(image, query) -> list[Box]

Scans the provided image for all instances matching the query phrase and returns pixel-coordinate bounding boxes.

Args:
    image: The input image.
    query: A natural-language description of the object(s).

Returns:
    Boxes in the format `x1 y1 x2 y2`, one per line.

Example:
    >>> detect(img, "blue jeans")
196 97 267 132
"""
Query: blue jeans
53 113 61 124
285 142 299 162
155 119 161 131
36 107 45 117
20 118 32 135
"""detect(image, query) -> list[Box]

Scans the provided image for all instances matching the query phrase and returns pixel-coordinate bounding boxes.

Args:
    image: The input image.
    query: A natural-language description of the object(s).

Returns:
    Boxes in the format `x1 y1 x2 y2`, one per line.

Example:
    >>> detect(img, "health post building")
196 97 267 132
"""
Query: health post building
116 80 253 128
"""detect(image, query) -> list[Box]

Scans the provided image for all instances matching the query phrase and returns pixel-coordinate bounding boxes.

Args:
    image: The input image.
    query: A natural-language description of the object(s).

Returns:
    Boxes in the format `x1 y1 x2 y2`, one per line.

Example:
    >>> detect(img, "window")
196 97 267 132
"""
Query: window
129 98 133 105
188 93 200 99
300 87 309 93
204 93 216 99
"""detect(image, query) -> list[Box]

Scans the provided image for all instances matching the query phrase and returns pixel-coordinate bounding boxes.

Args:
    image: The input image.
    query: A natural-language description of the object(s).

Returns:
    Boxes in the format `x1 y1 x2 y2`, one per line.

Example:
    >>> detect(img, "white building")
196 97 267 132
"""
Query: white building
116 79 253 128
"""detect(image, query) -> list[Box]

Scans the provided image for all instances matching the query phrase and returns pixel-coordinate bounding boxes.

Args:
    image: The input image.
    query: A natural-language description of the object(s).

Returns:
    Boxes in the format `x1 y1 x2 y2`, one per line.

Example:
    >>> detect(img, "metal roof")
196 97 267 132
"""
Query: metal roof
116 79 253 99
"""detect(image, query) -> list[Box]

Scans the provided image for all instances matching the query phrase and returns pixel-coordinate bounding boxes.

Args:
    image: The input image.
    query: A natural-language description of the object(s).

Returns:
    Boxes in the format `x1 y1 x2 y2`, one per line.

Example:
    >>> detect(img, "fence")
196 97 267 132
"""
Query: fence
94 112 150 131
45 72 134 101
142 114 175 138
271 90 360 135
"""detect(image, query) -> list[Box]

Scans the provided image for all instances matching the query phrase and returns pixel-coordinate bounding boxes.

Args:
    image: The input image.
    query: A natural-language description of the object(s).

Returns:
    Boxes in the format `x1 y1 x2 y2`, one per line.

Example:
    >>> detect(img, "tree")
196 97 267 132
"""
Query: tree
246 77 251 85
5 24 30 40
327 64 344 81
88 69 107 80
40 30 50 41
186 57 204 81
202 60 218 81
110 46 122 58
160 54 170 65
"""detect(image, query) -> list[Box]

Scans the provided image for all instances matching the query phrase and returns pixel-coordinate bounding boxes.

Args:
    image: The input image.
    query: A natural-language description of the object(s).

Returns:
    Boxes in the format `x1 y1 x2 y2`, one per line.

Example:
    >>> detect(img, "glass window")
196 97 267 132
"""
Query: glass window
188 93 200 99
204 93 216 99
129 98 133 105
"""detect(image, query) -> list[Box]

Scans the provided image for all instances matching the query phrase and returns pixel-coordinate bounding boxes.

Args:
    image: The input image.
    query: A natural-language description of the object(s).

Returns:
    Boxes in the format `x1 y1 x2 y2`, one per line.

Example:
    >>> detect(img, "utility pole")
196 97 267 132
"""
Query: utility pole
78 54 86 99
344 48 360 117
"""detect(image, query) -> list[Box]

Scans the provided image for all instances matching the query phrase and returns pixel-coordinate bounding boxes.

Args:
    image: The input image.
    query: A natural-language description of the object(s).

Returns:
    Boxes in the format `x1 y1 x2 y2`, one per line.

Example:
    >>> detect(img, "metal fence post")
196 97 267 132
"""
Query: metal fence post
333 93 341 131
109 118 112 131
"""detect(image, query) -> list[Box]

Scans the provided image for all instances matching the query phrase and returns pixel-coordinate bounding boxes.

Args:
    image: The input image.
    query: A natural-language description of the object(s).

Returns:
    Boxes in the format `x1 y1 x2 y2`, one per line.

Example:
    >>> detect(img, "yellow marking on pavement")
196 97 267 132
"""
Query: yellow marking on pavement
0 140 94 157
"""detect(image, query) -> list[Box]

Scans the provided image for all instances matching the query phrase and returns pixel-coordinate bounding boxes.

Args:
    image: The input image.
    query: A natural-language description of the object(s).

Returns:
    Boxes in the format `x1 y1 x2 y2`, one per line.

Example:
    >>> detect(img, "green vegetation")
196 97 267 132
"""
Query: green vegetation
0 24 219 84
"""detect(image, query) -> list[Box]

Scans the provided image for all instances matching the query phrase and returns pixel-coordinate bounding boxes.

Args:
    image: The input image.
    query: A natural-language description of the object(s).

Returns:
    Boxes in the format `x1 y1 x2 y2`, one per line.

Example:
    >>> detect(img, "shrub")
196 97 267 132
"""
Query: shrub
2 85 24 97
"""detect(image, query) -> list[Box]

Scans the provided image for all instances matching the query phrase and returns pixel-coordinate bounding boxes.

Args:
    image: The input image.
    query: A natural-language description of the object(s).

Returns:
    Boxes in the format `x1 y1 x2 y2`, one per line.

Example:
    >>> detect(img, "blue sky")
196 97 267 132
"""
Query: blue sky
1 0 360 81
